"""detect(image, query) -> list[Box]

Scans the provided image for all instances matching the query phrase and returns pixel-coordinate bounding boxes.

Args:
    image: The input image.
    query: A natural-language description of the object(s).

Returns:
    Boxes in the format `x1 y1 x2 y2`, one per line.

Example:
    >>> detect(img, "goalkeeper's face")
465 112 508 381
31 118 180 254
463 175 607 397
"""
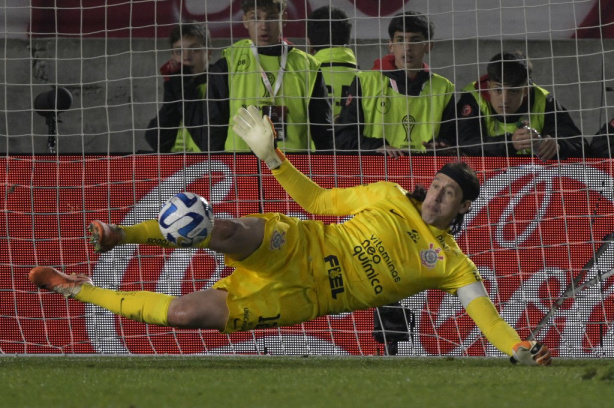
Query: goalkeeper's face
421 173 472 230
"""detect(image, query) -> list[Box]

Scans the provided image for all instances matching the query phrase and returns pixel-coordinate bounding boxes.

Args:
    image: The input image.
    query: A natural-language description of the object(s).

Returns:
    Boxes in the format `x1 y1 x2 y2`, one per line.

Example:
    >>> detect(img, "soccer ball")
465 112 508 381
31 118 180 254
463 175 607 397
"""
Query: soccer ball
158 192 214 247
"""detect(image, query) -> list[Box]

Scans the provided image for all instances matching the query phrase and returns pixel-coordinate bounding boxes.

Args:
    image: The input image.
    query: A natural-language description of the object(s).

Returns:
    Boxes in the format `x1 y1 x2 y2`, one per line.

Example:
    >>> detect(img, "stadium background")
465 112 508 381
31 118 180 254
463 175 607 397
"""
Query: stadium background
1 0 614 357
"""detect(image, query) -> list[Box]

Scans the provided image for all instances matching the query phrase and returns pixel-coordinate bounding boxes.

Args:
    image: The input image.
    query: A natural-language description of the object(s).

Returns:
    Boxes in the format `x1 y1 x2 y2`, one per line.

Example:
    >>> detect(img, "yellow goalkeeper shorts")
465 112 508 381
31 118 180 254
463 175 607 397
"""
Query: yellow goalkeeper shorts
212 213 321 333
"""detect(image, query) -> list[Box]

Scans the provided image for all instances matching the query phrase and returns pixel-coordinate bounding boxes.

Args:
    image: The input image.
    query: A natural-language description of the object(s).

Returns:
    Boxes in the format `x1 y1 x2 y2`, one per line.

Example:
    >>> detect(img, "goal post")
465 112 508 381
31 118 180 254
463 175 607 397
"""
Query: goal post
1 0 614 356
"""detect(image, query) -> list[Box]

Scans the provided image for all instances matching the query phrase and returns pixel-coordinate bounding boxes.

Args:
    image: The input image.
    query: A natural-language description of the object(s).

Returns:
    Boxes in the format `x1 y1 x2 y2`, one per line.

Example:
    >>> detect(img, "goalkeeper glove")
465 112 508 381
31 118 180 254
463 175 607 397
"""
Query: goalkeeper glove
511 340 552 366
232 105 285 170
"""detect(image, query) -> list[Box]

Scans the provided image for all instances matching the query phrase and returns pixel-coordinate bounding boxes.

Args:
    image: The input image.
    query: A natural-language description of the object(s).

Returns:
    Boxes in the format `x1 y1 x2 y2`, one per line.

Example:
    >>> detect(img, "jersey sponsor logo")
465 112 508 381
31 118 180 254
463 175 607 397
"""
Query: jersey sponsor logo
435 234 449 250
324 255 345 299
420 243 444 269
270 229 286 251
352 234 401 295
406 229 420 243
352 244 383 295
461 104 472 117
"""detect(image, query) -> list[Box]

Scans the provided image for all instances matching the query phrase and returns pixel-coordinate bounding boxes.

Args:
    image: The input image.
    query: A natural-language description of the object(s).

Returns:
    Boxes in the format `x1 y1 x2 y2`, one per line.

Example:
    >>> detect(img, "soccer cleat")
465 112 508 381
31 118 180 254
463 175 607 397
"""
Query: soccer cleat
88 220 124 253
29 266 93 298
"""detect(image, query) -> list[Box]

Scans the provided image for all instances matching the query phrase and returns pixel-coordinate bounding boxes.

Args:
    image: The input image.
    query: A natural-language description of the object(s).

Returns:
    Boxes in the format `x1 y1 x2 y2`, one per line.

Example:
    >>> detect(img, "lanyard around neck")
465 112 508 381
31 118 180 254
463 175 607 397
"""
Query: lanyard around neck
250 40 288 99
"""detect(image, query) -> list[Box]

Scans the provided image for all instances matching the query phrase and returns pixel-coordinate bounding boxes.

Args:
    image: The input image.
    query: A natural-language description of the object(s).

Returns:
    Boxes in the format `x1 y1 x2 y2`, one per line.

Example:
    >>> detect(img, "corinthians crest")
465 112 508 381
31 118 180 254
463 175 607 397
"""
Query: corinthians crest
420 243 443 269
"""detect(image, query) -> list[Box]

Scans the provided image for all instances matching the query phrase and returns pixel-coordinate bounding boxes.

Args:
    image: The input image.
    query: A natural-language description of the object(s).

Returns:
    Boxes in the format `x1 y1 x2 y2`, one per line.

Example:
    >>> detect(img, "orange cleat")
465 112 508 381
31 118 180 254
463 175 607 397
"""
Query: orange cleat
29 266 92 298
88 220 124 253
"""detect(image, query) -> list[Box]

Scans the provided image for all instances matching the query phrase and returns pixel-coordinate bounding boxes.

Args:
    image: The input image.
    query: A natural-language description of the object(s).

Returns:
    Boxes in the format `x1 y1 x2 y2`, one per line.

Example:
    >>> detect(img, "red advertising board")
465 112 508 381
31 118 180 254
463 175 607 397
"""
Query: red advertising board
1 154 614 356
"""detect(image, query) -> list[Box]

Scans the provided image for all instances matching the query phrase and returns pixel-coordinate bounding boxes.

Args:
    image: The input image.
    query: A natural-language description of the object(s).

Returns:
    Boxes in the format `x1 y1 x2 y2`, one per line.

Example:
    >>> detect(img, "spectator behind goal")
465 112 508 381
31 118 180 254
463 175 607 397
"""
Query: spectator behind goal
433 51 586 159
307 6 358 121
206 0 333 152
144 23 217 152
334 11 457 158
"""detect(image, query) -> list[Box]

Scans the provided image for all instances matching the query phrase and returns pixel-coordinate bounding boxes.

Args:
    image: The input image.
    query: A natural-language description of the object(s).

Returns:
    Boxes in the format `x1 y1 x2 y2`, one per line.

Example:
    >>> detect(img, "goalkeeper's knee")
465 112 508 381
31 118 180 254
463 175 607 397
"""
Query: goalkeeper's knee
511 340 552 366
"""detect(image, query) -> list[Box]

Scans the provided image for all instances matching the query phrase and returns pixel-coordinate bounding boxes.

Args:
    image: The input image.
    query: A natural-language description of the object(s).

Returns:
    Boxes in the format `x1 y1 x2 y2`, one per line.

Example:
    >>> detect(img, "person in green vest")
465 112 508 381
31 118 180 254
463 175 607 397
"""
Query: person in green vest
335 11 456 158
433 51 585 159
206 0 333 152
307 6 358 121
145 23 218 153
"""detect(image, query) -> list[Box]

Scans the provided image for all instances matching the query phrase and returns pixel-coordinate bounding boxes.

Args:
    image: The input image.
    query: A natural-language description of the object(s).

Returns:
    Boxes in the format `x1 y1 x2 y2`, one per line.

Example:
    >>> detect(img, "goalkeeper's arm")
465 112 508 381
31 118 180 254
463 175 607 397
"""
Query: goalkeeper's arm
231 106 335 214
458 282 552 366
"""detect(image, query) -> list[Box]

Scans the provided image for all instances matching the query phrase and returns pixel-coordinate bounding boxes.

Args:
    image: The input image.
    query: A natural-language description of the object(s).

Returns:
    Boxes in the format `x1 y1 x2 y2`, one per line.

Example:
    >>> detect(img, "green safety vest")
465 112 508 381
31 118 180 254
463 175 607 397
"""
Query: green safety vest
224 39 320 151
463 82 548 155
359 70 454 151
313 47 358 119
170 81 207 153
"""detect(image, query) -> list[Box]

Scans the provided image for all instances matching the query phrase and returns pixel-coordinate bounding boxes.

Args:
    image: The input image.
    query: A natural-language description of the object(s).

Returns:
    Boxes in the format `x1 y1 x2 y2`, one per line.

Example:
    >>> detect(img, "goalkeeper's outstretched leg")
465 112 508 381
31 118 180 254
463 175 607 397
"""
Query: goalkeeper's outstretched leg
28 266 230 330
31 216 269 330
89 217 266 261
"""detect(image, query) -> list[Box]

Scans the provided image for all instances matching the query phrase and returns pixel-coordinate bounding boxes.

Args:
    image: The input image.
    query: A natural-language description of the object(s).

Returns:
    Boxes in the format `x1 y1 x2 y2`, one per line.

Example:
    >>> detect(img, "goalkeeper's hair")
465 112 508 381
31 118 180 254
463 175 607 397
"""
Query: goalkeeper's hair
169 22 210 48
307 6 352 52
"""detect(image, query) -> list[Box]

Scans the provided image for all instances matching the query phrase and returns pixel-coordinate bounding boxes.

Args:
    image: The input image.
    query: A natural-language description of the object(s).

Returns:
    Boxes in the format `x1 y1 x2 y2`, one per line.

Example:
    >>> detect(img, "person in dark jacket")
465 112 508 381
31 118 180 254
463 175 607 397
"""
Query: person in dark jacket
434 51 585 159
307 6 358 121
335 11 457 158
144 23 217 153
589 118 614 158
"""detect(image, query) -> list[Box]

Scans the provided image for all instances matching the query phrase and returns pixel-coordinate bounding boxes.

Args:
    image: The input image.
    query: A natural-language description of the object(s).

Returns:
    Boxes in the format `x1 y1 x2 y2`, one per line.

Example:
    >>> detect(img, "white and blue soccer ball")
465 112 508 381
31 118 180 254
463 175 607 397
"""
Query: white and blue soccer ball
158 192 214 247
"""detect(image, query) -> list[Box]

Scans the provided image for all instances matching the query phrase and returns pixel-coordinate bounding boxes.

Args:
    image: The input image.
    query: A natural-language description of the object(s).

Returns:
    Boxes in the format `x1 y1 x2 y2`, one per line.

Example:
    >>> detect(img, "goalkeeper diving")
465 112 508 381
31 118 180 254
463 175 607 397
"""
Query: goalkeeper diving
29 106 551 366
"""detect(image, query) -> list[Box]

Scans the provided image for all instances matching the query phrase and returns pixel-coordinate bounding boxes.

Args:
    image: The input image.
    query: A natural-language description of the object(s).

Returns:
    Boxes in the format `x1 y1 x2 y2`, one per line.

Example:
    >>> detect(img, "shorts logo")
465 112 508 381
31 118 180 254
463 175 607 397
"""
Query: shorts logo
420 243 444 269
270 230 286 251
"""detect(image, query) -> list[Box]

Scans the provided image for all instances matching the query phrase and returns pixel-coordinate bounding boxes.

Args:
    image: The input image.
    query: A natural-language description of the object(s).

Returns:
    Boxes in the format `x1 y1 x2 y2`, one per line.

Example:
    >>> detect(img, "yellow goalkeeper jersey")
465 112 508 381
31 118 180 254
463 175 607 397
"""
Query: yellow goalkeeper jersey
271 160 482 315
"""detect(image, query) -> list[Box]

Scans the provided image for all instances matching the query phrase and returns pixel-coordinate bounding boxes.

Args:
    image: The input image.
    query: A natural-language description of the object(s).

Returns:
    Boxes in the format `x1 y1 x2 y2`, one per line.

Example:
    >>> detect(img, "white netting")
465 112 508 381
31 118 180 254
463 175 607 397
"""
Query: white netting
1 0 614 356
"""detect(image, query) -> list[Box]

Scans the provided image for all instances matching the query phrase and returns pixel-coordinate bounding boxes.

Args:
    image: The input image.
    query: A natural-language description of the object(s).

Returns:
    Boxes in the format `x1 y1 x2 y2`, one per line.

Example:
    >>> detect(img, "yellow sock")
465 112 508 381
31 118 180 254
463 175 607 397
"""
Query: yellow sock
75 284 175 326
121 219 211 248
121 219 167 245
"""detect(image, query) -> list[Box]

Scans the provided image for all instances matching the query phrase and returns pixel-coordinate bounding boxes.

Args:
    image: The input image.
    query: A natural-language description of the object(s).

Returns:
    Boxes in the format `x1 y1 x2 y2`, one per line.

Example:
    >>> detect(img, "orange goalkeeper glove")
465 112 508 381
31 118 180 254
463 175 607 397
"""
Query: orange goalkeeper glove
511 340 552 366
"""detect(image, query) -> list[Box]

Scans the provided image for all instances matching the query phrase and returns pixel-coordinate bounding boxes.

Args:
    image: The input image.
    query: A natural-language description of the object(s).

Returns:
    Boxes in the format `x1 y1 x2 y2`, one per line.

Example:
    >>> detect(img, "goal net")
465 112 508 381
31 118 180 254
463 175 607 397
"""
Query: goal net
1 0 614 357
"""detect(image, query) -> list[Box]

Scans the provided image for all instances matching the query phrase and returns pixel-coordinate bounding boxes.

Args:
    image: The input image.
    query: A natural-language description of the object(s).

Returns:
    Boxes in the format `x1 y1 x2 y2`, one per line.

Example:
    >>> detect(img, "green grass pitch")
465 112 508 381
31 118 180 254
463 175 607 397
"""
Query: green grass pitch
2 356 614 407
